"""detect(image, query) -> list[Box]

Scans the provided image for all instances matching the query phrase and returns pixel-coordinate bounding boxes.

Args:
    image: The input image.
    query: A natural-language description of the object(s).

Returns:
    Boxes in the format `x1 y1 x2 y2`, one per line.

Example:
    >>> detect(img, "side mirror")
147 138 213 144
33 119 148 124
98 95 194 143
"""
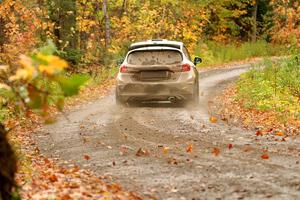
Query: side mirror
117 59 125 66
194 57 202 65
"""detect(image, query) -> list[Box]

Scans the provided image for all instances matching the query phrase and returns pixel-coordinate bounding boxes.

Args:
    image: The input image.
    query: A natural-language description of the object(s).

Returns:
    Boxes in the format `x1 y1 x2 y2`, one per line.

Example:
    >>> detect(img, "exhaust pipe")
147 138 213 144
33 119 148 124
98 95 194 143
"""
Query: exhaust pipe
168 96 176 103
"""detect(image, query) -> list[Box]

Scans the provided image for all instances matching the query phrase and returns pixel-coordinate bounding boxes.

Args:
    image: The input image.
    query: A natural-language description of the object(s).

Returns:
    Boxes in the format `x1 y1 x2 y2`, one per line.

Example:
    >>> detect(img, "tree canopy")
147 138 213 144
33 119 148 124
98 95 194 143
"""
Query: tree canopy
0 0 299 66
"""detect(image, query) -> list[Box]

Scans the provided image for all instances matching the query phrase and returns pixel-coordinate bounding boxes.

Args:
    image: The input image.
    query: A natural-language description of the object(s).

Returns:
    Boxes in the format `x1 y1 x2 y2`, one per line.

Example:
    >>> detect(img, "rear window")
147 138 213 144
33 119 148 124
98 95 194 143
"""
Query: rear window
127 50 183 65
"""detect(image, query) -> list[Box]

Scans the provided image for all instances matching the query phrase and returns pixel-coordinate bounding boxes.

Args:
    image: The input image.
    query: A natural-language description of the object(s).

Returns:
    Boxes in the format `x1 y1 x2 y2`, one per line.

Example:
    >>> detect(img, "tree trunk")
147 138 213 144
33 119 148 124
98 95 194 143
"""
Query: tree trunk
0 124 17 200
103 0 111 48
252 0 258 42
59 0 77 50
0 17 5 53
48 0 77 50
119 0 127 17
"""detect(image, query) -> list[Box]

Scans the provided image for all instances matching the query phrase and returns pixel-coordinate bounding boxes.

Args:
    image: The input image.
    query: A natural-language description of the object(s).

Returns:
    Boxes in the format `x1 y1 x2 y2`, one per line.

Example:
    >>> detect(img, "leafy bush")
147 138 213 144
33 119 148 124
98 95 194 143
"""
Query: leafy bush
0 41 89 123
195 40 286 66
57 49 83 65
236 56 300 119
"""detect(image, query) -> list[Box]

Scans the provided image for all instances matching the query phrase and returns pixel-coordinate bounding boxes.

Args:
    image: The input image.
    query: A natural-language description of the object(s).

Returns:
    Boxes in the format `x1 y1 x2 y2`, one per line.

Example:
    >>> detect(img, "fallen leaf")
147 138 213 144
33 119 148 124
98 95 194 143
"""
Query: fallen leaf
228 144 233 150
80 124 85 129
84 155 91 160
108 184 122 192
276 132 285 137
61 194 72 200
49 174 58 182
167 158 178 165
186 144 193 153
209 116 218 123
162 147 170 154
266 128 273 133
261 154 269 160
212 148 220 156
69 183 80 189
256 130 263 136
70 166 80 173
136 148 150 157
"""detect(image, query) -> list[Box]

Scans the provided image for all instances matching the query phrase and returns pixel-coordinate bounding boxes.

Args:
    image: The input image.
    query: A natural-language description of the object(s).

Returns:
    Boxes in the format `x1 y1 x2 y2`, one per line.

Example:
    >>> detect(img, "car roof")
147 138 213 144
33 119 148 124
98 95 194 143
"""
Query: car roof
128 46 181 54
129 39 183 51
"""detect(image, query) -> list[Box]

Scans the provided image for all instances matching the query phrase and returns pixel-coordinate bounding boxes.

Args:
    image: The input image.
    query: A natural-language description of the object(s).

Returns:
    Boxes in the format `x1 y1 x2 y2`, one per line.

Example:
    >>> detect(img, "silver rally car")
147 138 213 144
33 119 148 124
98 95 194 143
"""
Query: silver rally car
116 39 202 105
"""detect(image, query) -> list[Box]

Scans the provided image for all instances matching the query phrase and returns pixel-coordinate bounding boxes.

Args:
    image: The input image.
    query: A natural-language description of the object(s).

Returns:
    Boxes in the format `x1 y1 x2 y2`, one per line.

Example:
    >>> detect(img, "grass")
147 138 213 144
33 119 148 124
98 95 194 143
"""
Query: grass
236 55 300 120
194 40 287 66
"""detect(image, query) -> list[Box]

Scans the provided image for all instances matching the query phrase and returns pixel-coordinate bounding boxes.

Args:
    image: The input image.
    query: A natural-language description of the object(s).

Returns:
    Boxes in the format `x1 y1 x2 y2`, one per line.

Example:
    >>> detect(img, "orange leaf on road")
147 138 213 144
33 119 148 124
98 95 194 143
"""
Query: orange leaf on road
256 130 263 136
162 147 170 154
212 148 220 156
49 174 58 182
209 116 218 123
84 155 91 160
186 144 193 153
276 132 284 137
136 148 150 157
228 144 233 150
261 154 269 160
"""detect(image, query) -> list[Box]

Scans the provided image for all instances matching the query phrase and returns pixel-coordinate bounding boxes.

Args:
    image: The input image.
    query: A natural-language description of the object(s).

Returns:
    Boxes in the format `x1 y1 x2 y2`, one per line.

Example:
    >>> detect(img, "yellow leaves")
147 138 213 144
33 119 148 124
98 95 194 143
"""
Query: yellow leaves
37 53 68 75
9 53 68 82
77 18 97 33
9 55 36 81
0 65 9 74
162 147 170 155
0 83 11 90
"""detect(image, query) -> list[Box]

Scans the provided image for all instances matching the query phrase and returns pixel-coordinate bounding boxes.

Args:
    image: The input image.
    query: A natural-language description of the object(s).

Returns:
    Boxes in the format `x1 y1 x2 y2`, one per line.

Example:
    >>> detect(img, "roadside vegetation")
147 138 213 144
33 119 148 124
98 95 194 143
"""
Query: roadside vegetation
237 55 300 121
195 40 287 66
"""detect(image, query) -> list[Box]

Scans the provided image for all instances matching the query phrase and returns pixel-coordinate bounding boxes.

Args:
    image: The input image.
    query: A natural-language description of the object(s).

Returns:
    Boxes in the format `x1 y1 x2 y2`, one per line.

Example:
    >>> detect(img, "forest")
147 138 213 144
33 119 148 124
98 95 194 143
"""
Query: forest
0 0 299 68
0 0 300 199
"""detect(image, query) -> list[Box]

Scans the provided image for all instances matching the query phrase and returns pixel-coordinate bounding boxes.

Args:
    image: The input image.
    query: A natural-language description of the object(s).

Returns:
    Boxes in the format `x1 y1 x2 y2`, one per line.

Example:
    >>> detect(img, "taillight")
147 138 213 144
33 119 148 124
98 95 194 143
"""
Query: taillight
120 65 128 73
182 64 191 72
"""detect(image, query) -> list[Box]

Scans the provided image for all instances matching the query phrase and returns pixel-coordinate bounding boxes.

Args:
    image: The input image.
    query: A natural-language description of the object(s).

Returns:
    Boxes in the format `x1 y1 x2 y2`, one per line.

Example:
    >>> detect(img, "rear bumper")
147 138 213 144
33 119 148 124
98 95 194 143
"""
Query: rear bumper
116 82 195 101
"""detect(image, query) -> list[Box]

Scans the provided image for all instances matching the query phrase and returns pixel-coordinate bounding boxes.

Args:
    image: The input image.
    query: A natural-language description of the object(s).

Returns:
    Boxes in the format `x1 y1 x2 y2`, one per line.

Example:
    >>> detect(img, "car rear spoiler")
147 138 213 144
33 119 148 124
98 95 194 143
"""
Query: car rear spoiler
129 44 181 51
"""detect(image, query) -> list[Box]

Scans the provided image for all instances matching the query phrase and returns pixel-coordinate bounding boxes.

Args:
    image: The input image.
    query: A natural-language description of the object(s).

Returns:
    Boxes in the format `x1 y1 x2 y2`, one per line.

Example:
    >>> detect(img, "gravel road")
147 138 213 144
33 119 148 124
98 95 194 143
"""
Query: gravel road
37 64 300 200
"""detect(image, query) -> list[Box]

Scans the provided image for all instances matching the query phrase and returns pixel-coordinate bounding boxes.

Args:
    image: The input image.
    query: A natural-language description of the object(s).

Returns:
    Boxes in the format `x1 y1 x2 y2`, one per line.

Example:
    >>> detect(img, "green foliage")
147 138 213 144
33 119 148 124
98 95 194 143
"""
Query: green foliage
0 42 89 122
38 40 57 55
58 49 83 65
236 55 300 119
195 40 286 66
57 74 89 97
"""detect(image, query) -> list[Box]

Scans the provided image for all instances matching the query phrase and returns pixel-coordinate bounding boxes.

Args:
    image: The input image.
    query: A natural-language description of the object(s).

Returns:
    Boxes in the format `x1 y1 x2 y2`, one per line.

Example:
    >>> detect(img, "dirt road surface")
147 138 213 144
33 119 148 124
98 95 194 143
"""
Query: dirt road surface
37 64 300 200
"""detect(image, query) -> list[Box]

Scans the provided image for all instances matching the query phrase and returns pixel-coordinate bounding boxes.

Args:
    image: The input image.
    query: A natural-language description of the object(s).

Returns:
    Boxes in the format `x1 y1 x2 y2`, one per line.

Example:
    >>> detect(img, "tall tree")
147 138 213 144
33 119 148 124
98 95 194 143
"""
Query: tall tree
48 0 78 54
103 0 111 48
252 0 258 42
0 17 5 53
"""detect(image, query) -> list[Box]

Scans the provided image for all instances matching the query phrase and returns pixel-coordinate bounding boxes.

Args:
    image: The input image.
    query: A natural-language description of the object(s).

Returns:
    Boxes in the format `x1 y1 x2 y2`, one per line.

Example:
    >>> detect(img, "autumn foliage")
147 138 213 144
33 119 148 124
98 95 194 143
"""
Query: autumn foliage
0 0 300 199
